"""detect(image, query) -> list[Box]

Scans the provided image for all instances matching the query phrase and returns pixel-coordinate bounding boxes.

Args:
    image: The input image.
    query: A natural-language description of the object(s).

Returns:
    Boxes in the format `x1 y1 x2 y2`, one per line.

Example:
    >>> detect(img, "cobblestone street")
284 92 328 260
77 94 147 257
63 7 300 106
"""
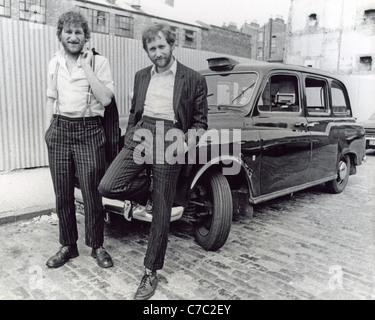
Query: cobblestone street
1 150 374 300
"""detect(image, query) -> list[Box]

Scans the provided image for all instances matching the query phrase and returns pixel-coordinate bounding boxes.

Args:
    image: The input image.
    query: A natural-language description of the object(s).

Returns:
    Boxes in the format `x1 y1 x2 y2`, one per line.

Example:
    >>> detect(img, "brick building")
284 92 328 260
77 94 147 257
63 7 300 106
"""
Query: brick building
0 0 290 61
241 21 260 60
257 17 287 62
0 0 259 57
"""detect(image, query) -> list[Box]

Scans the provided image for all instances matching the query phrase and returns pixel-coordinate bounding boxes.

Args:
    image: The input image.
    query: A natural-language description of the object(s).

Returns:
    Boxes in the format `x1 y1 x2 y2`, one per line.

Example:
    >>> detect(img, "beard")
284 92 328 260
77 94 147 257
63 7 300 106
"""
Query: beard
61 40 85 56
152 53 173 70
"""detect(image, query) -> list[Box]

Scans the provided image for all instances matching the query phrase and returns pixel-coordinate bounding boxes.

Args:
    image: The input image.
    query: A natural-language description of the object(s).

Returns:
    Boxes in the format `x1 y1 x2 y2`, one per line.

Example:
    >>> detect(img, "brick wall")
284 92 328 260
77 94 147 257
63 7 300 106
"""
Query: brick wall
201 25 252 59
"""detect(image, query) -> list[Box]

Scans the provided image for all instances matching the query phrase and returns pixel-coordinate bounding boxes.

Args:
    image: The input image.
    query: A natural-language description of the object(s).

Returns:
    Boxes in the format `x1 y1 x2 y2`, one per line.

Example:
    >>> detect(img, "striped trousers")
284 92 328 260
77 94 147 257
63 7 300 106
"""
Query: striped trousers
99 117 182 270
45 115 106 248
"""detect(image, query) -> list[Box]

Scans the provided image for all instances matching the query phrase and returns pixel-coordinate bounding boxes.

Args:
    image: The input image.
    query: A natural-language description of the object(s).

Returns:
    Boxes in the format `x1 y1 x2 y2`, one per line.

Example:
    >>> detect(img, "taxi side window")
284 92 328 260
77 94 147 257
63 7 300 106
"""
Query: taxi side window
258 75 300 113
305 77 331 116
331 81 351 117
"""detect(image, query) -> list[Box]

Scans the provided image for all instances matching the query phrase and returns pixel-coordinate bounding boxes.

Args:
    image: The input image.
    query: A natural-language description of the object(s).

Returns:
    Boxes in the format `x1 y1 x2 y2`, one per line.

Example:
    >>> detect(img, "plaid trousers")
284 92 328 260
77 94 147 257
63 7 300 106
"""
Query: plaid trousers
45 115 106 248
99 117 182 270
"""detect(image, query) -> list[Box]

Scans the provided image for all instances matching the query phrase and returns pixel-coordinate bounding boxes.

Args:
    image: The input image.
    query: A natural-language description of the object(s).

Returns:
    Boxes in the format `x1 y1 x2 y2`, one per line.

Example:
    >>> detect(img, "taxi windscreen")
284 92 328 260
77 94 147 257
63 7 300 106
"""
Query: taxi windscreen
204 73 258 113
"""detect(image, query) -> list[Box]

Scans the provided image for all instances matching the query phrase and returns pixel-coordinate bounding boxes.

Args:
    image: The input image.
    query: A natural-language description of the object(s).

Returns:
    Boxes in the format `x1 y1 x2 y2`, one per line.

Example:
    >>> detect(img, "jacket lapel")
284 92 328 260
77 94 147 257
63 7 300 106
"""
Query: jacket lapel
137 68 152 113
173 62 185 116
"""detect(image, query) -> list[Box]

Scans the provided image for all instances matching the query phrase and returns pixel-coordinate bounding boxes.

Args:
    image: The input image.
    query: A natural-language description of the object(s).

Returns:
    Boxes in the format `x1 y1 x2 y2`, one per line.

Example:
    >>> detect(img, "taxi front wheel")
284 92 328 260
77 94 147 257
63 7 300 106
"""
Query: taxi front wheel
326 154 350 194
193 170 233 251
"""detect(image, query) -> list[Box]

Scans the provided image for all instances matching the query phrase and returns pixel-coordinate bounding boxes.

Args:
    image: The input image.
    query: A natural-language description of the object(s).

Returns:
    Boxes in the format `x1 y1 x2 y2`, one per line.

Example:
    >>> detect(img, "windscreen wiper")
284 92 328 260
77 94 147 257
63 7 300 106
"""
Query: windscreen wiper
231 81 256 104
218 81 256 110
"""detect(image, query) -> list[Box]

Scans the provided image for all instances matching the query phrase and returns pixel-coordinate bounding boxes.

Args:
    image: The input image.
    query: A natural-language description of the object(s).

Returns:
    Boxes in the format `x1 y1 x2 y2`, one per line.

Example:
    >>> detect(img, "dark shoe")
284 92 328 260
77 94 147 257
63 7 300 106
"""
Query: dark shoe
46 244 79 268
91 246 113 268
134 271 158 300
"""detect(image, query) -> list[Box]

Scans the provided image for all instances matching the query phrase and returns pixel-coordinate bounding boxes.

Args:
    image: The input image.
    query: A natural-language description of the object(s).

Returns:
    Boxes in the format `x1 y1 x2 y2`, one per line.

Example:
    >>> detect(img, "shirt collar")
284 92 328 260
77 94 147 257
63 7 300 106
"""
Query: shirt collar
54 49 68 66
151 57 177 77
55 49 81 65
55 49 65 58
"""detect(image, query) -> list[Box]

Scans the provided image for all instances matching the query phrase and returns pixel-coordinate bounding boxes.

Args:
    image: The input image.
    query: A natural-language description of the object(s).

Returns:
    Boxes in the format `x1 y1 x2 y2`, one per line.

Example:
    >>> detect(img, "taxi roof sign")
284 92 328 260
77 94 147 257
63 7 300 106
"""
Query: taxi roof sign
207 57 239 71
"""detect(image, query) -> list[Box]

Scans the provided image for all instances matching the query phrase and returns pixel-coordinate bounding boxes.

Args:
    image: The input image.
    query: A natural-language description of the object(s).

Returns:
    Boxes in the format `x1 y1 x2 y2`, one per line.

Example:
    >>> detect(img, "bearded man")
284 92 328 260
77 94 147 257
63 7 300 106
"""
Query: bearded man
45 11 114 269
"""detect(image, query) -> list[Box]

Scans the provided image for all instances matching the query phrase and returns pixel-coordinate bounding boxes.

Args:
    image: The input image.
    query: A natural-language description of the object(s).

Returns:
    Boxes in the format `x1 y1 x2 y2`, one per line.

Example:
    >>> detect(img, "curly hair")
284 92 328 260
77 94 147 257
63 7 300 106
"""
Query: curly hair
56 11 91 41
142 23 176 51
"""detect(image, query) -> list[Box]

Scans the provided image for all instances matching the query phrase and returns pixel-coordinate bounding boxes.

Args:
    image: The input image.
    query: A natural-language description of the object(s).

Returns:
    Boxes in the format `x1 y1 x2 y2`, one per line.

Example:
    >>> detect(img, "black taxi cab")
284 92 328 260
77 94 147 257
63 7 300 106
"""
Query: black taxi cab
75 57 366 252
174 57 366 251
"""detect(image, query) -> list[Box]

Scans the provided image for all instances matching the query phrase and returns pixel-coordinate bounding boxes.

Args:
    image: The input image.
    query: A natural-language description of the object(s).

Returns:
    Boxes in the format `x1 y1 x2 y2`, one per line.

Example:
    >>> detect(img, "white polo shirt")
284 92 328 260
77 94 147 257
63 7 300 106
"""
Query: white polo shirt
46 49 115 118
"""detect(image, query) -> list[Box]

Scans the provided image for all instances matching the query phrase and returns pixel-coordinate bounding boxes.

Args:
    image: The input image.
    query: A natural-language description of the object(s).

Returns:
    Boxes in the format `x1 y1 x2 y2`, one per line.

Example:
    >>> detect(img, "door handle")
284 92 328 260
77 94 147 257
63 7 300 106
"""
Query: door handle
306 122 319 128
294 122 319 128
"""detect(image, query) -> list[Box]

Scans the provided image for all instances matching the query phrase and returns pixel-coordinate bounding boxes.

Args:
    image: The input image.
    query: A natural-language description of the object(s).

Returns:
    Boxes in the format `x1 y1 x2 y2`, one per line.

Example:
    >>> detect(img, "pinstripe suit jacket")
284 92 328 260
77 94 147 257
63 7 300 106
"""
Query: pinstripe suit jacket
126 61 208 141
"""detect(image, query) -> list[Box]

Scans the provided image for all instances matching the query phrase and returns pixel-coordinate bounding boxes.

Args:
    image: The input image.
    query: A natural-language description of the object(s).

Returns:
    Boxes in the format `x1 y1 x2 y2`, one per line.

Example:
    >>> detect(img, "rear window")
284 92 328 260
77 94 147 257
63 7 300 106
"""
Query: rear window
204 73 258 114
331 81 351 117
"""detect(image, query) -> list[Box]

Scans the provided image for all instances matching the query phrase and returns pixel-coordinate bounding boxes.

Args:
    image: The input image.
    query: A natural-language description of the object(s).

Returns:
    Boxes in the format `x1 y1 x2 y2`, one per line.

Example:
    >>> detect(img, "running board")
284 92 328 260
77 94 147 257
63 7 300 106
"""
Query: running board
74 188 184 223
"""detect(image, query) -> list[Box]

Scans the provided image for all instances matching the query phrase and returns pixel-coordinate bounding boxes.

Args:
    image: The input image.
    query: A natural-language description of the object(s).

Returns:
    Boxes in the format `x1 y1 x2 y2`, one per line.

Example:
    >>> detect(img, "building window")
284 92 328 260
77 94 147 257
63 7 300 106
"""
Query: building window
77 6 109 34
20 0 46 24
183 29 196 49
359 56 372 71
308 13 317 27
258 31 264 42
170 26 179 46
115 15 133 38
0 0 11 17
364 9 375 23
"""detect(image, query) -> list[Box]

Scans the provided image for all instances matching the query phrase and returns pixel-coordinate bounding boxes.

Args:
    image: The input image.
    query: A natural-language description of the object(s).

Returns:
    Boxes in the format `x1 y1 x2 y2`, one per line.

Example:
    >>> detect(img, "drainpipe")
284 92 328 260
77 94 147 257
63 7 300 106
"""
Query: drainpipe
337 0 345 73
269 18 273 61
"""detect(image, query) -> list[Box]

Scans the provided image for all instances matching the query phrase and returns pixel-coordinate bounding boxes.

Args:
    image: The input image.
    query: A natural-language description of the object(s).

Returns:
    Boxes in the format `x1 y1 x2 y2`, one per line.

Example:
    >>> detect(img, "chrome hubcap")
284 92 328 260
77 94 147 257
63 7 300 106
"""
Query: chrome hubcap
338 161 348 182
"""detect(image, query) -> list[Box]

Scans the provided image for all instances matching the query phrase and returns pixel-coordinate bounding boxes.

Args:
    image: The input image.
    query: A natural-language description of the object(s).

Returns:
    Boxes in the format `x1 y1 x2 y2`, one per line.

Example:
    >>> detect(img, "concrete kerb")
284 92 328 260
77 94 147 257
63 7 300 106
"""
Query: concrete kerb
0 167 56 225
0 207 55 225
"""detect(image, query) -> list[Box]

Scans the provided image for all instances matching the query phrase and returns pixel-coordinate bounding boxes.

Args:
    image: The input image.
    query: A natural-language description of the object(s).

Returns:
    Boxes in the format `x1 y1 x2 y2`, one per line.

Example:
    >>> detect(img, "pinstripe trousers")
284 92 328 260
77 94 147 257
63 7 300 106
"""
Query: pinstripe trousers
45 115 106 248
99 117 182 270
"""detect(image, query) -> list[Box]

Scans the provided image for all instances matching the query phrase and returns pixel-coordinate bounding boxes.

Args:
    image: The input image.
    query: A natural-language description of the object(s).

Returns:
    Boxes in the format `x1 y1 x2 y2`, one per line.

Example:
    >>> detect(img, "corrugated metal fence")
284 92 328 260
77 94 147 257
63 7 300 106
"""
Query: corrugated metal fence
0 18 251 172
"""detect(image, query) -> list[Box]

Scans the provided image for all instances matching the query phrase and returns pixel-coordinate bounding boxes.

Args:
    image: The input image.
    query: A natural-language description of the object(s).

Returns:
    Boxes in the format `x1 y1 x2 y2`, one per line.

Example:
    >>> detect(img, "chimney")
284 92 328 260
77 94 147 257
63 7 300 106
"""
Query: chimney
165 0 174 7
131 0 141 10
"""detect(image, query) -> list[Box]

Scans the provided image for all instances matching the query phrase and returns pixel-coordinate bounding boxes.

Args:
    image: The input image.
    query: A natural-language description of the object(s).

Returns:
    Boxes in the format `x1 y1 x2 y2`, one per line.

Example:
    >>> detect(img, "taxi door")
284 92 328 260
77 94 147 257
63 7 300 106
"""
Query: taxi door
252 72 312 196
303 75 340 181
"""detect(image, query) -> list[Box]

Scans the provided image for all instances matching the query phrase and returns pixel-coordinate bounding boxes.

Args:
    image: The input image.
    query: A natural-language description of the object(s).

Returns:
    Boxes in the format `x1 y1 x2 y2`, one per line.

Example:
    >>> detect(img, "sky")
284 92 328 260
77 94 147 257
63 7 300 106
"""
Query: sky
173 0 292 27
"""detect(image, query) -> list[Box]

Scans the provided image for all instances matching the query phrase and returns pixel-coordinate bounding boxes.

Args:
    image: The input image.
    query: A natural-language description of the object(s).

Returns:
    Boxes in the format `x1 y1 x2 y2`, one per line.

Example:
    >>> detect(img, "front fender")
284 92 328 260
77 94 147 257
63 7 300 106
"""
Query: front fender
190 155 254 194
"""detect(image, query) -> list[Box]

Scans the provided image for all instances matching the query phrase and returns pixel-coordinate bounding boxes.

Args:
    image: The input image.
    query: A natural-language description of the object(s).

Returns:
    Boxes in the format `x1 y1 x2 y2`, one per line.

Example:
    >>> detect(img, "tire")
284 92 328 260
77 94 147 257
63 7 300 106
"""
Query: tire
325 154 350 194
193 171 233 251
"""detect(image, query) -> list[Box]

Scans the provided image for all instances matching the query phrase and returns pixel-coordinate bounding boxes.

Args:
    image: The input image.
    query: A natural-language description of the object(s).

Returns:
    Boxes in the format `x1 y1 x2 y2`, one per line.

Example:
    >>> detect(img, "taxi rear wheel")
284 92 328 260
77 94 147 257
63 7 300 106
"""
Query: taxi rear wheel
326 154 350 194
193 171 233 251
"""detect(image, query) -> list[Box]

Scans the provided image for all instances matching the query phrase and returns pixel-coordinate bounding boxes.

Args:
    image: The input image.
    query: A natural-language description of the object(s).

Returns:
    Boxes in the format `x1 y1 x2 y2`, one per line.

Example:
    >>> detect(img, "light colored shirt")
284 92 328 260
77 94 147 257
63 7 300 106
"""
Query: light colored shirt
143 59 177 122
46 49 115 118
